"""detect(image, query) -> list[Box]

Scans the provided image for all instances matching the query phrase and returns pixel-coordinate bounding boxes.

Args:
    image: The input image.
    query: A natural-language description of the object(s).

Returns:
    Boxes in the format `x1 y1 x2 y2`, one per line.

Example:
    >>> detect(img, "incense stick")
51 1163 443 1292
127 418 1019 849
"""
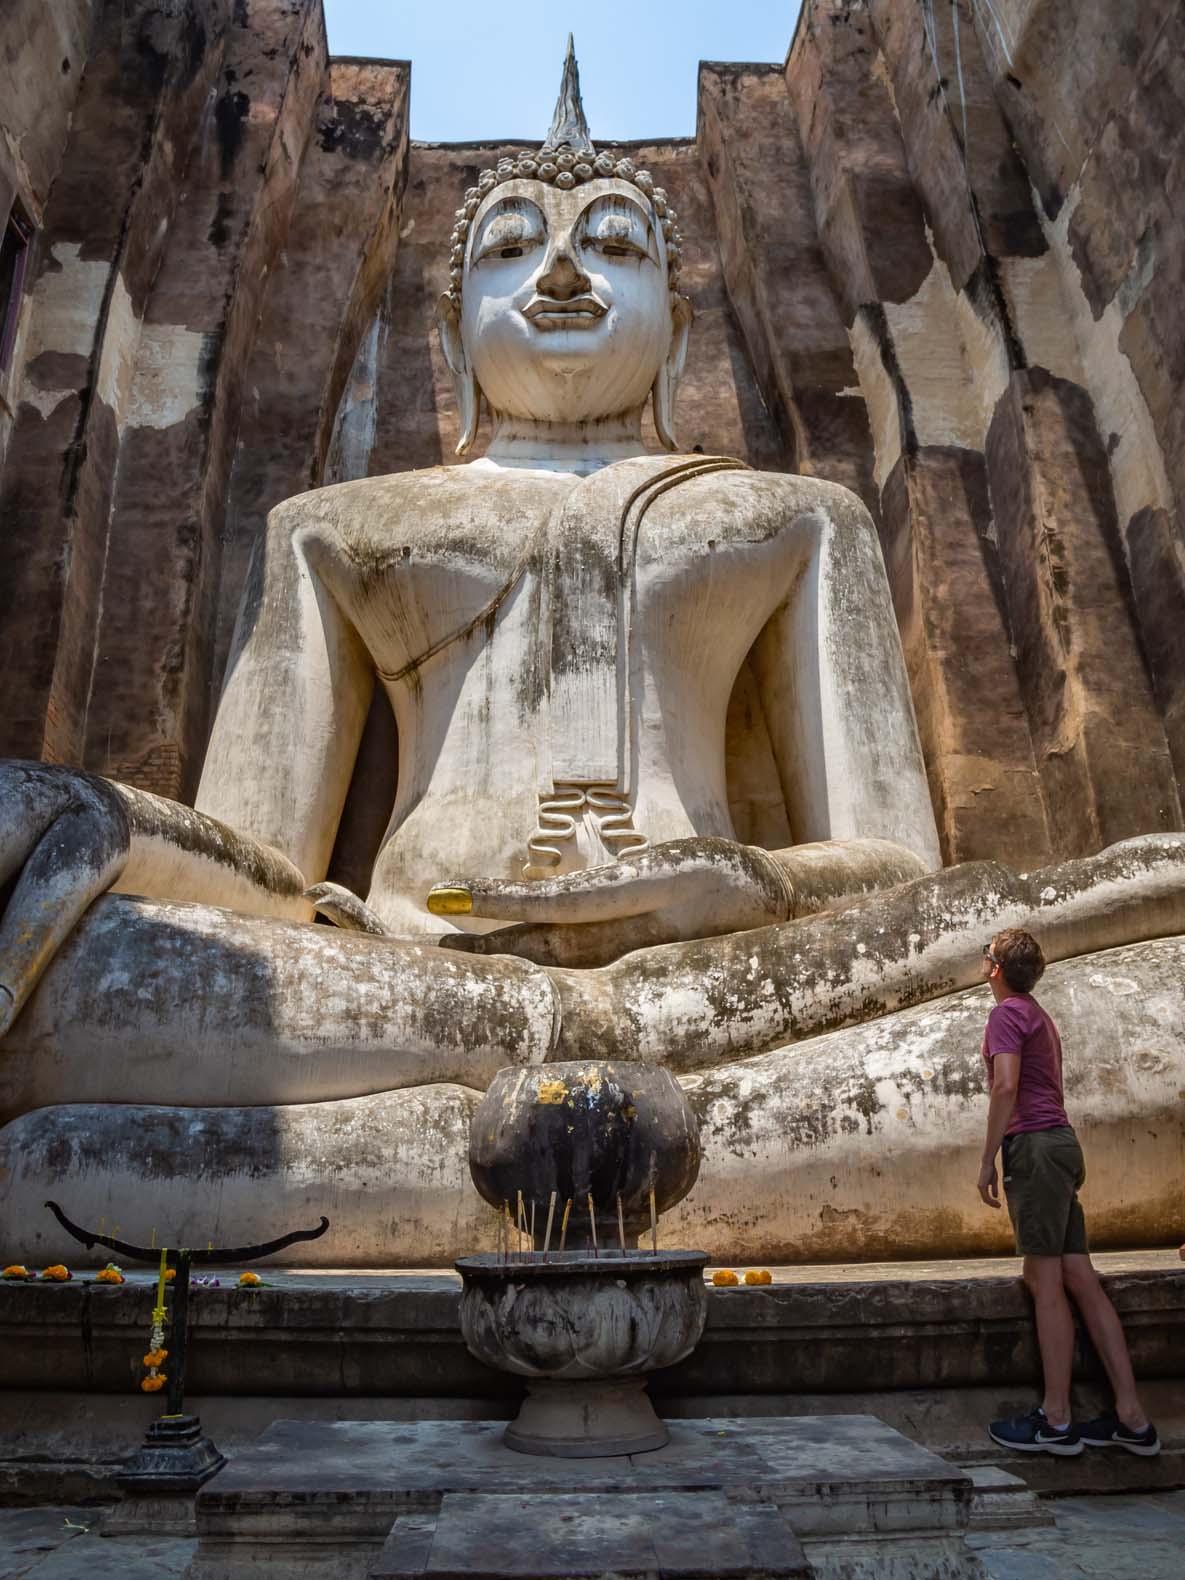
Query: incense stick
559 1198 572 1253
587 1193 598 1258
529 1199 536 1253
649 1187 657 1254
542 1191 557 1261
616 1194 626 1255
517 1190 525 1260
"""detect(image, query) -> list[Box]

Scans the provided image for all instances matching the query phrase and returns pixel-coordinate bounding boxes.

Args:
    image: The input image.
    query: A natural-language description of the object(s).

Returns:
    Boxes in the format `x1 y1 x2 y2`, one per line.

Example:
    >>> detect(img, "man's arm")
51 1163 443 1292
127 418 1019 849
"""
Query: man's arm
978 1051 1020 1207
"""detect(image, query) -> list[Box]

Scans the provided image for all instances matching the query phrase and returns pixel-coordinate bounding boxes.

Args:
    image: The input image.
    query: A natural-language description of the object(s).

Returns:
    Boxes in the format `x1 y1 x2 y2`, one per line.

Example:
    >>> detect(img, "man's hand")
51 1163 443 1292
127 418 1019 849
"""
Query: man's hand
977 1159 1001 1208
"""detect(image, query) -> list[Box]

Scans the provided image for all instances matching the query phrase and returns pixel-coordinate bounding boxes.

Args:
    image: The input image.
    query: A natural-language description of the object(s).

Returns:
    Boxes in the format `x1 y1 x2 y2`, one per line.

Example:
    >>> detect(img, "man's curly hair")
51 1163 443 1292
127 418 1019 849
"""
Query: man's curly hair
991 928 1045 993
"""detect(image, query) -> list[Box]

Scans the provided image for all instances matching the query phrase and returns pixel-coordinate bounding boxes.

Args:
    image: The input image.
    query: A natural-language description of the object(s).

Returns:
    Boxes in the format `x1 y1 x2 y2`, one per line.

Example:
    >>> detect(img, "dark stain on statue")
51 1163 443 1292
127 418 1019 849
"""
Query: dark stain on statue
208 191 236 250
215 90 251 177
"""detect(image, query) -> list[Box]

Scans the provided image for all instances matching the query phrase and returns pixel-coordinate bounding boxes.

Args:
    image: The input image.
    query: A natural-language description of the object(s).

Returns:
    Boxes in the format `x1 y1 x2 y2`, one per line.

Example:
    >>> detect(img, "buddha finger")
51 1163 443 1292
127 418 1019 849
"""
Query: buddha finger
427 838 791 930
0 792 130 1038
428 852 697 925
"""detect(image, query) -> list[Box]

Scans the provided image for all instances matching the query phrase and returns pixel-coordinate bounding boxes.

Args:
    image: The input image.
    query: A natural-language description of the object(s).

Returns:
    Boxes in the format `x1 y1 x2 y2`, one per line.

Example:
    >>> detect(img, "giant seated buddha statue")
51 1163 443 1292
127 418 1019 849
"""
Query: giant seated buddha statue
2 50 1183 1265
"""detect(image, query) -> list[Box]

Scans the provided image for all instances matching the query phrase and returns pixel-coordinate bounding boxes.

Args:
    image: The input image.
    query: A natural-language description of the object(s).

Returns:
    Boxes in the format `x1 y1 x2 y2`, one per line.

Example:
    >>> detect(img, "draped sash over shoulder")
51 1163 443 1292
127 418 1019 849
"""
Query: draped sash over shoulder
527 453 747 873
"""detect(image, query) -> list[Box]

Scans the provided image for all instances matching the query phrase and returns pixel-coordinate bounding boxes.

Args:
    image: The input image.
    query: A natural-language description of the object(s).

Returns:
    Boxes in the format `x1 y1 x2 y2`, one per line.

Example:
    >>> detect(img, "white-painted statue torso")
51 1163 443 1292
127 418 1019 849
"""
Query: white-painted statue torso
252 456 848 937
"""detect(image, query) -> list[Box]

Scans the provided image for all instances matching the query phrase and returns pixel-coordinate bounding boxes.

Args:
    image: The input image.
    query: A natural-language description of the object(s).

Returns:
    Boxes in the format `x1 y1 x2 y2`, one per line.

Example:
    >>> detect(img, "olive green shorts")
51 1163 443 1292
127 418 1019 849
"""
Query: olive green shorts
1001 1126 1090 1258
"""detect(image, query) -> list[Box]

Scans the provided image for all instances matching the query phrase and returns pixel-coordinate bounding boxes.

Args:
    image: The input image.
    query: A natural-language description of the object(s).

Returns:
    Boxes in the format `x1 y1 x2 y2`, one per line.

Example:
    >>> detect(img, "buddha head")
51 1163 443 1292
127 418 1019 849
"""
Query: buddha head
436 38 693 456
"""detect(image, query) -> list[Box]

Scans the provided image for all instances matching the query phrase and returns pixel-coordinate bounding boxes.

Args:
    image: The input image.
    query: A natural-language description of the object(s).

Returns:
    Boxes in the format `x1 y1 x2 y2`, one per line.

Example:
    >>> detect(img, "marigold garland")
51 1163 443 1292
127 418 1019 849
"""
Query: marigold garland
140 1248 171 1397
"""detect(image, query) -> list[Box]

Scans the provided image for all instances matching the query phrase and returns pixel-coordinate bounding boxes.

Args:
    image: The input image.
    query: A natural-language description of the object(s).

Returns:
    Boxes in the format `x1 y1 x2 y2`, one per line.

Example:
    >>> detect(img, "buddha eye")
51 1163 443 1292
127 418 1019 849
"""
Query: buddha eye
474 202 544 264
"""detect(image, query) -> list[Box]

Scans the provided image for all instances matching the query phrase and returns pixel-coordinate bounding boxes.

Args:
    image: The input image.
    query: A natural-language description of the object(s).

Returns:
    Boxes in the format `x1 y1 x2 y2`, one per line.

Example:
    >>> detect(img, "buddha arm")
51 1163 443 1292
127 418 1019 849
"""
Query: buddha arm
195 503 374 897
751 488 942 875
0 510 373 1036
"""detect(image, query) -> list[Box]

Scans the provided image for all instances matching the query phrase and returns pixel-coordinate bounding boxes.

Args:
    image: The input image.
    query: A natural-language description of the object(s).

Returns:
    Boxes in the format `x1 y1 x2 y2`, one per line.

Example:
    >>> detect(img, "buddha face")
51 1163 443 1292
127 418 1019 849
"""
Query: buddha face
445 177 687 436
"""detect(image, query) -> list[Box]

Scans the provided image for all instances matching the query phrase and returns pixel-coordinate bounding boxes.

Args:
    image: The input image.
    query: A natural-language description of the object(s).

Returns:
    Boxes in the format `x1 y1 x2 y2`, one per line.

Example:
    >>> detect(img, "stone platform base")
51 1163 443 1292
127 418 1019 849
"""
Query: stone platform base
190 1414 989 1579
1 1251 1180 1506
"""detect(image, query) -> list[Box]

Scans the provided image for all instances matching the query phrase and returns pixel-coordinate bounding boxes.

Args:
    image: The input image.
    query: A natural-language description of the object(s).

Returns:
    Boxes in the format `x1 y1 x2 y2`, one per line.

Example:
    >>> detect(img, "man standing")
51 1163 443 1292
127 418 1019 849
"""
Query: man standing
977 928 1160 1457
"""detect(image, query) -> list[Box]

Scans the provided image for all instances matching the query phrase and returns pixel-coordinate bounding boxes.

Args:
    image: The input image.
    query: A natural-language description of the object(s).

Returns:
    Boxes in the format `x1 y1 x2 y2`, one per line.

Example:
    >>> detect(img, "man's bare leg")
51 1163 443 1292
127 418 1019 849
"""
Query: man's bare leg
1023 1255 1075 1426
1061 1253 1149 1430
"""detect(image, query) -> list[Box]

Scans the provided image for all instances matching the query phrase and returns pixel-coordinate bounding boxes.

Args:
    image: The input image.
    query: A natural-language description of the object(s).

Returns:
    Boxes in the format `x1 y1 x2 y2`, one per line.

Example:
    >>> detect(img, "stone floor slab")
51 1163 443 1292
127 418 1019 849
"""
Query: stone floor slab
370 1492 810 1579
0 1507 94 1578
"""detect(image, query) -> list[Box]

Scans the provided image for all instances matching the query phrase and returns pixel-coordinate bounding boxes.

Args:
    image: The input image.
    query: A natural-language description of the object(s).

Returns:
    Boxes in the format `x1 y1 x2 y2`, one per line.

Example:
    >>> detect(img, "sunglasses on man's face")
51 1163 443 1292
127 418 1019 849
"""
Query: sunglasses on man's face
982 945 999 965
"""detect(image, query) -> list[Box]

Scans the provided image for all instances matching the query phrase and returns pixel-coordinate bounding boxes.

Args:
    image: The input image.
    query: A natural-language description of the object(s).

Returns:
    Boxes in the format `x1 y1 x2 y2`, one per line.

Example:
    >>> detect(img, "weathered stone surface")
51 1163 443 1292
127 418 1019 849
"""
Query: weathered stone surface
372 1492 810 1579
188 1416 973 1578
1 1253 1180 1401
84 0 330 801
0 0 230 766
698 63 875 508
2 0 1185 1280
879 447 1049 865
786 2 933 315
4 0 1184 859
985 369 1181 855
213 58 410 686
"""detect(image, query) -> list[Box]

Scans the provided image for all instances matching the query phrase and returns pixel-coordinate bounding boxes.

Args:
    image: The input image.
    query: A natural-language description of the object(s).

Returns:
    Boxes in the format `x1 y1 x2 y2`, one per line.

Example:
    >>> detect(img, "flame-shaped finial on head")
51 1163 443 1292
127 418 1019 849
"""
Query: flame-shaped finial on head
541 34 595 157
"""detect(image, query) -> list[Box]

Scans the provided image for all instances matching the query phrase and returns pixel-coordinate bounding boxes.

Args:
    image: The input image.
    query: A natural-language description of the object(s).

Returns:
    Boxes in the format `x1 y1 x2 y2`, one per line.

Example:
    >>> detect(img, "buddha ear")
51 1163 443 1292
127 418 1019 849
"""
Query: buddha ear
435 292 481 457
651 293 693 452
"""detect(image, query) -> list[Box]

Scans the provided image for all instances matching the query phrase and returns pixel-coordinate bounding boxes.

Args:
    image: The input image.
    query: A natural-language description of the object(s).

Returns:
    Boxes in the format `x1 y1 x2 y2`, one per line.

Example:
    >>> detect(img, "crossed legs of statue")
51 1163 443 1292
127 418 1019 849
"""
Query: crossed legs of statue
2 833 1184 1262
3 833 1184 1117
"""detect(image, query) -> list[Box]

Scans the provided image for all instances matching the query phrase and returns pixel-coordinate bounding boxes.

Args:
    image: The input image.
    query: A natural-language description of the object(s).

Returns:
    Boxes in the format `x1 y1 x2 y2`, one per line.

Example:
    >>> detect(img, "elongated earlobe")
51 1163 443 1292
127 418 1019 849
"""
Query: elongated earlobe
651 293 693 452
435 293 482 457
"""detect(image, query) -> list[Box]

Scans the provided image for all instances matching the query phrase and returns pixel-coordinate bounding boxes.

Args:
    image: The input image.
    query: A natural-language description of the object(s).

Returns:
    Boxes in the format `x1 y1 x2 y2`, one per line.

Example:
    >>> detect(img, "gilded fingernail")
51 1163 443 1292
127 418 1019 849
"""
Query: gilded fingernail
427 886 473 916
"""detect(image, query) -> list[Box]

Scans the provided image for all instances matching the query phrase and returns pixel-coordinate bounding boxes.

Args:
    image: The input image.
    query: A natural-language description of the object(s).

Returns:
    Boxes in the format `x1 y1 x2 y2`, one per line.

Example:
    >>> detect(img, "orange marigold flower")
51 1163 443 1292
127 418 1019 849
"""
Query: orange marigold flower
238 1271 261 1287
96 1266 124 1284
40 1265 71 1281
2 1265 29 1280
711 1269 739 1287
140 1374 167 1393
142 1349 168 1368
743 1269 773 1286
164 1269 176 1282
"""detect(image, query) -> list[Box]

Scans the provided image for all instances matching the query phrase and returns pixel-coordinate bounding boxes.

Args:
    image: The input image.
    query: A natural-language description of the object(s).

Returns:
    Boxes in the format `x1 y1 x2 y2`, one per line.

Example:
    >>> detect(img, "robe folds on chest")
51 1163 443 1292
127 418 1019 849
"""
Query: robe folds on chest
531 453 745 871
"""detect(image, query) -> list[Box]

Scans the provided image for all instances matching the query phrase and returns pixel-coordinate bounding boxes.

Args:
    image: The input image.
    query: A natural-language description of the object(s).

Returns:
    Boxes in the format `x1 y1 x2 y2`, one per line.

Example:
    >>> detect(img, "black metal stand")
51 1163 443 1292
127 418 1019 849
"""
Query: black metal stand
45 1200 329 1494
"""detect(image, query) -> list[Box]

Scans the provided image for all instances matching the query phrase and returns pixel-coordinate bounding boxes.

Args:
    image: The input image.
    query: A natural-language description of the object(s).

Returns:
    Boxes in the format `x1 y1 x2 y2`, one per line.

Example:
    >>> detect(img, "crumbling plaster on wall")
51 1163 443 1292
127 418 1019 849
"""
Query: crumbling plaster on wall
1036 190 1175 539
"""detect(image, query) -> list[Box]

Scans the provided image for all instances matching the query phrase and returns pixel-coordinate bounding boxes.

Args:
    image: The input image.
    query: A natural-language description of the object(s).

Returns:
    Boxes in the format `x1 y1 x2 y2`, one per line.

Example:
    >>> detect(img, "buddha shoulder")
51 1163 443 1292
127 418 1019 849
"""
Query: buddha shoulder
263 465 575 562
650 463 876 548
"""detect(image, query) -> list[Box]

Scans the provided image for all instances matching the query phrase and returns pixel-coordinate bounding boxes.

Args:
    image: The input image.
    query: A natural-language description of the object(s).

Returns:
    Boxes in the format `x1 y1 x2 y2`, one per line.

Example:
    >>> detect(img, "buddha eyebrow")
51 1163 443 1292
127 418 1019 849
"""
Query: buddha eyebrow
581 195 650 228
477 197 545 232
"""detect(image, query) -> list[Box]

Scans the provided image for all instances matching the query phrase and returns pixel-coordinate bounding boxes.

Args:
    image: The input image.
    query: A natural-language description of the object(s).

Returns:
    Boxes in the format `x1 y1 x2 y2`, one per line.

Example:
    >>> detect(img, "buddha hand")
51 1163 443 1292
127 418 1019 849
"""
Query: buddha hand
429 834 930 968
0 762 131 1037
428 837 794 967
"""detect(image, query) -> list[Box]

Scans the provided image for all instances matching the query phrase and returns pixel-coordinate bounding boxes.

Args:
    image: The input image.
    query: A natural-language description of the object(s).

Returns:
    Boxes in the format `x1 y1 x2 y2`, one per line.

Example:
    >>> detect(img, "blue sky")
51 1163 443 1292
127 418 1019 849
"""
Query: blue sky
322 2 803 143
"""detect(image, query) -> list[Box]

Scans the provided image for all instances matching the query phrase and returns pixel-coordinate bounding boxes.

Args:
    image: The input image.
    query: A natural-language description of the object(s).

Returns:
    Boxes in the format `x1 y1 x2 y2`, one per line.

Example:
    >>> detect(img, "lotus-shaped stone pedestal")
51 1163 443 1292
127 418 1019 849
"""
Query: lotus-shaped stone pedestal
457 1249 707 1456
459 1060 708 1457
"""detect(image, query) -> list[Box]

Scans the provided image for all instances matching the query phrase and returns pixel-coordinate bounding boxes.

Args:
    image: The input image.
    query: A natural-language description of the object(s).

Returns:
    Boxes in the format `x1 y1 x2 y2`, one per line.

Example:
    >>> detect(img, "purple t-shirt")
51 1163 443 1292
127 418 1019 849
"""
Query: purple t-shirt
981 994 1069 1135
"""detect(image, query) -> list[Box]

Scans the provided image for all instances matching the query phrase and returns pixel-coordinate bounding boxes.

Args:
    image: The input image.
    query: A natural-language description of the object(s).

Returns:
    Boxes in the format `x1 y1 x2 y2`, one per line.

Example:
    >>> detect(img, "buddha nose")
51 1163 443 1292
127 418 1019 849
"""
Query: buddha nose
536 239 589 301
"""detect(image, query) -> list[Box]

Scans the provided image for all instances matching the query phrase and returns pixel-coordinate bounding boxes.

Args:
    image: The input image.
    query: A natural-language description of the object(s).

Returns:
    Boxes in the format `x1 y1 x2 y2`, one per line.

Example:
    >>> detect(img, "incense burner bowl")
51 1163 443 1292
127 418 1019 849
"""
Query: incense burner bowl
456 1249 708 1456
467 1060 701 1250
460 1059 708 1456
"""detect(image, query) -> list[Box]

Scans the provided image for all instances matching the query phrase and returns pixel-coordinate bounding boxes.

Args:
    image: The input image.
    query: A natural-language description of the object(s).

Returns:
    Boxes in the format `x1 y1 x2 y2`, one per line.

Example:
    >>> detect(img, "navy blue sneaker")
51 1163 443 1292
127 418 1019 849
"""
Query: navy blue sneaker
988 1406 1083 1456
1077 1411 1161 1457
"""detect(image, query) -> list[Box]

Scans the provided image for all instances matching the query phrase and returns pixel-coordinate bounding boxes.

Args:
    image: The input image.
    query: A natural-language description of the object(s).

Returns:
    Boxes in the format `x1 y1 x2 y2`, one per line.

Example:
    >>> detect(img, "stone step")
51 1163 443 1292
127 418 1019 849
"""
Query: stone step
963 1465 1054 1531
369 1492 811 1580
